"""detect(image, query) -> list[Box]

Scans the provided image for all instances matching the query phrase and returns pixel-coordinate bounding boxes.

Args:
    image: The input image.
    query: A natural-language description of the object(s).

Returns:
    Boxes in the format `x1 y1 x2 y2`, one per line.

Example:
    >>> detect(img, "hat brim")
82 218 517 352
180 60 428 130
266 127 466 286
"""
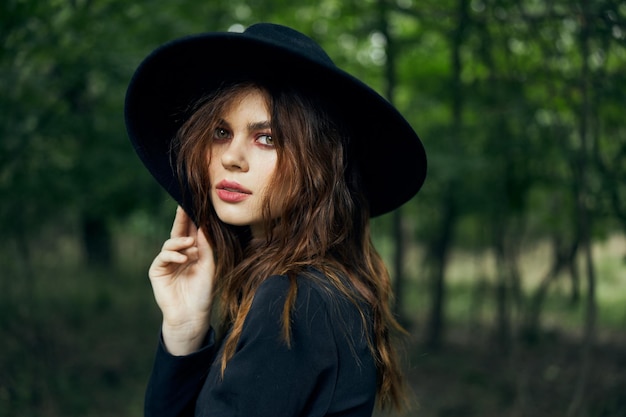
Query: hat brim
125 30 426 217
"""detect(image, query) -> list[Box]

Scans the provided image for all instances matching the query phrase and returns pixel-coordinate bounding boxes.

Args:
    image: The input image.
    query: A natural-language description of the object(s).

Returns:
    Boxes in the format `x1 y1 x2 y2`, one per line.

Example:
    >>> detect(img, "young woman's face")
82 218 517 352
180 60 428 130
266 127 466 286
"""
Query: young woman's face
208 89 278 237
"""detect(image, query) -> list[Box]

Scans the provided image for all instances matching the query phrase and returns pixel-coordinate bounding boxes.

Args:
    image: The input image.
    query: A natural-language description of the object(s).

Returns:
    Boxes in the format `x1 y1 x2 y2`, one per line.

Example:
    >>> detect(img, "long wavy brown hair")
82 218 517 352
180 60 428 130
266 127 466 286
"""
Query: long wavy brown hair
174 80 406 411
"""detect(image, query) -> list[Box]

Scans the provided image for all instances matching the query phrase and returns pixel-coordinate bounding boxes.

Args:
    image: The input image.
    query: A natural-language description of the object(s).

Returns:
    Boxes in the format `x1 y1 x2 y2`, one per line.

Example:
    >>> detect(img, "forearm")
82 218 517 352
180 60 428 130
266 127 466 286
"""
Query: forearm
145 330 217 417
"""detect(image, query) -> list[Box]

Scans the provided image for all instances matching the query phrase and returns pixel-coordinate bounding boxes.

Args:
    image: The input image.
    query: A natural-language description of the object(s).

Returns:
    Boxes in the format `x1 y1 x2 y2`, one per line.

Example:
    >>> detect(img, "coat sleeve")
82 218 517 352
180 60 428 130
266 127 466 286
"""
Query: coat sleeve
144 330 218 417
195 275 340 417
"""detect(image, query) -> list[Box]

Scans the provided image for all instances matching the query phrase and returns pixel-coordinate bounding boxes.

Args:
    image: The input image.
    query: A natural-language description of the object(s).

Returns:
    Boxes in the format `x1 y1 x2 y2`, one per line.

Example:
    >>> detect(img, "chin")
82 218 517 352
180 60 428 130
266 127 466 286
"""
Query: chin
214 210 256 228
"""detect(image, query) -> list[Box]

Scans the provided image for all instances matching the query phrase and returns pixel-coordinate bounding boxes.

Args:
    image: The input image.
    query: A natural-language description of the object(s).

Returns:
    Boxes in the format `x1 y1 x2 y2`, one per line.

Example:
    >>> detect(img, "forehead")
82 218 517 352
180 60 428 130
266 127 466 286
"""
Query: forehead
221 86 270 114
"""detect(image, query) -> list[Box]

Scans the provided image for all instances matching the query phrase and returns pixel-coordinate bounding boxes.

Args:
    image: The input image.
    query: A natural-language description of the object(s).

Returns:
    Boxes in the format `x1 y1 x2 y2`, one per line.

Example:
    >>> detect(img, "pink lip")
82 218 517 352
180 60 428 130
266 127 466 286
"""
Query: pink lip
215 180 252 203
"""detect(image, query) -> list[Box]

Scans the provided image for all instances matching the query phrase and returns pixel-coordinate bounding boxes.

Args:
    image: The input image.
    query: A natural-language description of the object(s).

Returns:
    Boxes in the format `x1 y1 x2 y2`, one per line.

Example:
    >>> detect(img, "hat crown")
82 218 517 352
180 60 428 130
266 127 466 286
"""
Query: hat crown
125 23 426 218
243 23 335 68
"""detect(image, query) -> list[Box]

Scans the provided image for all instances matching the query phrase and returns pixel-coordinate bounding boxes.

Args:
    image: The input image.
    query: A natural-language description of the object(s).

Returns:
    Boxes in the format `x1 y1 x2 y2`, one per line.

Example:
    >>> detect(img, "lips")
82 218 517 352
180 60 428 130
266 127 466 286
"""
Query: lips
215 180 252 203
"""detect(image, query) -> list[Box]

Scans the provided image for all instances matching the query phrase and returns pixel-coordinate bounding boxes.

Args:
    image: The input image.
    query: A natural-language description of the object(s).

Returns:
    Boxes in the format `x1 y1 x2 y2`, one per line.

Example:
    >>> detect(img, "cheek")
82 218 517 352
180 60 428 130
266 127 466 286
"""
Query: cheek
207 150 218 180
261 158 278 186
256 158 279 207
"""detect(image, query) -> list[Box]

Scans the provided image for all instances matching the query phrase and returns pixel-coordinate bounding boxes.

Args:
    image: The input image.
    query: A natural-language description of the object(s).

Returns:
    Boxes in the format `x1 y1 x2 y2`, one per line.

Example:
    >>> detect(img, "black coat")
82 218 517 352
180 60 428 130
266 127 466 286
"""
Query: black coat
144 274 378 417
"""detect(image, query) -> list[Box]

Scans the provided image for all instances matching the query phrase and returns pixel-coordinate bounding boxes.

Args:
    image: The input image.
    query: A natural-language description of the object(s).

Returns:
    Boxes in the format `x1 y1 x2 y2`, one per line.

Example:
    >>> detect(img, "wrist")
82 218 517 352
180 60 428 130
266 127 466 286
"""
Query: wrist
161 318 210 356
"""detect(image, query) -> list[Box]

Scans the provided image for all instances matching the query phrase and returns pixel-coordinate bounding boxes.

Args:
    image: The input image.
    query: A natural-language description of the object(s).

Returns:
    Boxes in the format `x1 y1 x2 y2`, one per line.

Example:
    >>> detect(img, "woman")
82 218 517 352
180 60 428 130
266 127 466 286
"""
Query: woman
125 23 427 417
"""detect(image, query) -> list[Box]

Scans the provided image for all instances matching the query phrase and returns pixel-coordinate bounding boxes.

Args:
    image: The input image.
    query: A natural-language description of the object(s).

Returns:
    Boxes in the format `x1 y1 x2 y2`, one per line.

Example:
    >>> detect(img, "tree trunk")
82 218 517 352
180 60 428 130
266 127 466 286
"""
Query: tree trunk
567 1 597 413
82 214 112 267
424 0 468 350
425 192 456 350
494 226 511 353
377 0 407 324
523 236 579 343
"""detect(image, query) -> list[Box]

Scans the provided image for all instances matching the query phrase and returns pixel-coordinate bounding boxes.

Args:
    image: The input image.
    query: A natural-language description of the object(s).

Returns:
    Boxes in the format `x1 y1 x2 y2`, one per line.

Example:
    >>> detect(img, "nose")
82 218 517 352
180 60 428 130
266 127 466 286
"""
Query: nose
219 135 249 171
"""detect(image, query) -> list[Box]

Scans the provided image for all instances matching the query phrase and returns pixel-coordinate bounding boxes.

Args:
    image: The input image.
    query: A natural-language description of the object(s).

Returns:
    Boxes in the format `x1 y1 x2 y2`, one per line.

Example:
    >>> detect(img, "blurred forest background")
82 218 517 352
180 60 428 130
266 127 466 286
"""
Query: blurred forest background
1 0 625 416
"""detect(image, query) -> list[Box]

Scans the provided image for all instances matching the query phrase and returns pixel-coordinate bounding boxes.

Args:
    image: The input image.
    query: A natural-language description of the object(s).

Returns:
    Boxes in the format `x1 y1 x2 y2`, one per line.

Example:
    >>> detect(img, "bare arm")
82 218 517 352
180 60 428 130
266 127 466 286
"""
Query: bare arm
149 206 215 355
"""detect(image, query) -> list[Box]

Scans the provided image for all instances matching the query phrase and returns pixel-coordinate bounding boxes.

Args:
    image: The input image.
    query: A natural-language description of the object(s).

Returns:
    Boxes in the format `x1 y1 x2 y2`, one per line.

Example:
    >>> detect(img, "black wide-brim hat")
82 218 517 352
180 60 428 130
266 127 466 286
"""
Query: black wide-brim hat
125 23 426 218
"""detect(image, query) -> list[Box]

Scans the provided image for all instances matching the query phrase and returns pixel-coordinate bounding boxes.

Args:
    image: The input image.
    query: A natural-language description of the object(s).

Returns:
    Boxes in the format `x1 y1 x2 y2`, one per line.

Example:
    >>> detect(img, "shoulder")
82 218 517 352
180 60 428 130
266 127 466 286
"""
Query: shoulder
250 272 370 343
237 274 339 365
250 273 332 321
252 271 350 317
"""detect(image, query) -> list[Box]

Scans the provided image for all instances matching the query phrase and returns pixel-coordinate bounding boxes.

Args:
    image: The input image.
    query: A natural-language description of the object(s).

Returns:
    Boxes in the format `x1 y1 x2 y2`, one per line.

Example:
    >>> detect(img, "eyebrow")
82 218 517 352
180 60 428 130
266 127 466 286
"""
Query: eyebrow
247 121 272 132
217 119 272 133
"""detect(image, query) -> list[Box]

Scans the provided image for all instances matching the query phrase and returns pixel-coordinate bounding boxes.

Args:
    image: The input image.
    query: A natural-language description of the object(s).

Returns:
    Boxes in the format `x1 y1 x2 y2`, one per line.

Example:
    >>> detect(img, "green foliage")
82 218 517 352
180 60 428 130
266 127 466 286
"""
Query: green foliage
1 0 625 415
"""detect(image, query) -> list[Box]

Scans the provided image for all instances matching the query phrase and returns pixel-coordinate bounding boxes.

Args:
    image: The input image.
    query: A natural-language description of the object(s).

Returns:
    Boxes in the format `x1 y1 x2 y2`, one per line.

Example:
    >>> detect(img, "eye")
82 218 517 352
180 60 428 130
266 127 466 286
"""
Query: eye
257 134 274 146
214 127 230 140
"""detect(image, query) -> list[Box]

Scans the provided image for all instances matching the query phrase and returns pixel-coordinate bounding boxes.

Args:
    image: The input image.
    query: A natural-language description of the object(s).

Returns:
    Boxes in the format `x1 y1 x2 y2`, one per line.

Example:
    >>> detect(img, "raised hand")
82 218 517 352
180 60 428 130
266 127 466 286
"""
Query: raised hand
149 206 215 355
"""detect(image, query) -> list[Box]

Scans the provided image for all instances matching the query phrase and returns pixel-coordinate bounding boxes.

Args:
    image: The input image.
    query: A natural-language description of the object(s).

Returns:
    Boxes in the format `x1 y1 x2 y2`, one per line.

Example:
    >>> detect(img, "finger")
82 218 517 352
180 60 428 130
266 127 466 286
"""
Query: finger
187 217 199 241
153 250 188 266
170 206 191 238
162 236 195 252
183 246 200 262
196 226 210 251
